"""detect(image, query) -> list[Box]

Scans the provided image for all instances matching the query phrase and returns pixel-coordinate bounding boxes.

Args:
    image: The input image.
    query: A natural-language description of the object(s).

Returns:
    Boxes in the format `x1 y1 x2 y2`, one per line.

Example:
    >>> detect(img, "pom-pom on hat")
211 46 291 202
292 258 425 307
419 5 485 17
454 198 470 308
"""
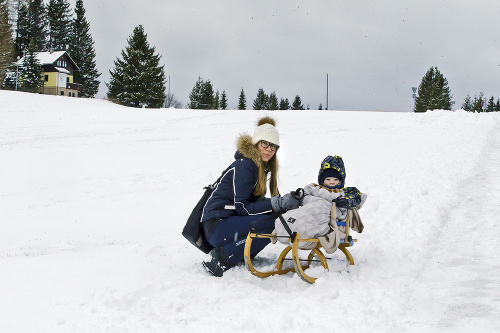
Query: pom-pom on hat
251 116 280 146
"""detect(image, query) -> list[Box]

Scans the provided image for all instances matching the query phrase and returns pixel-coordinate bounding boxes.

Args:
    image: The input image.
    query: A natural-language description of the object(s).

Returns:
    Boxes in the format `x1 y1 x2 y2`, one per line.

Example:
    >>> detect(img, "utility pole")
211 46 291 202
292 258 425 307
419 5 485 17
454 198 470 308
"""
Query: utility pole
15 56 20 91
325 73 329 110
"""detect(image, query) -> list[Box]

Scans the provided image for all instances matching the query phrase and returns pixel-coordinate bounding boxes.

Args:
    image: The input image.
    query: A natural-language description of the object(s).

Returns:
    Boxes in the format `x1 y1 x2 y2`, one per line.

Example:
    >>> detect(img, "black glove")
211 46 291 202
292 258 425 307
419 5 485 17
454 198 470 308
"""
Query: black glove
271 192 301 213
333 196 349 208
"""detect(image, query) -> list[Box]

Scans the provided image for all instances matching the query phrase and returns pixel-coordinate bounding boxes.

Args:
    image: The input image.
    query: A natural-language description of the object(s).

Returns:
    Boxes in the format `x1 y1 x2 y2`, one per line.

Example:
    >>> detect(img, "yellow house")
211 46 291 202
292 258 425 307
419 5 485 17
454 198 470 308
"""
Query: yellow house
18 50 82 97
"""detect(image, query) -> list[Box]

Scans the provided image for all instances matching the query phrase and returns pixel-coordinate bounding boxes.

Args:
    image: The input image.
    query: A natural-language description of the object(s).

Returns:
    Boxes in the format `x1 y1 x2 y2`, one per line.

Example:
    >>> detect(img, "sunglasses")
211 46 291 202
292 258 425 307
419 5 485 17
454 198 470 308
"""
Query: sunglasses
260 140 279 151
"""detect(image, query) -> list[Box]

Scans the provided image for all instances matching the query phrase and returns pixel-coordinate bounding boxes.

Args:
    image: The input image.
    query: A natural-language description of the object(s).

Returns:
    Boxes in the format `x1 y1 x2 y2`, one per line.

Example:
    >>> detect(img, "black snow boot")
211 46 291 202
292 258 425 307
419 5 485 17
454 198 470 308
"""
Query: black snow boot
203 248 234 277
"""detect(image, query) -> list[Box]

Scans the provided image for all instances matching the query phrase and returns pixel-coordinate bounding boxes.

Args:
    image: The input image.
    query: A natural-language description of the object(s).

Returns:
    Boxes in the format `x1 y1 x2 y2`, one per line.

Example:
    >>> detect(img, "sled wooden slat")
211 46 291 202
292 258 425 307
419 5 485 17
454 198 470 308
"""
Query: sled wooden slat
244 231 356 284
291 233 329 284
338 244 355 265
244 232 299 277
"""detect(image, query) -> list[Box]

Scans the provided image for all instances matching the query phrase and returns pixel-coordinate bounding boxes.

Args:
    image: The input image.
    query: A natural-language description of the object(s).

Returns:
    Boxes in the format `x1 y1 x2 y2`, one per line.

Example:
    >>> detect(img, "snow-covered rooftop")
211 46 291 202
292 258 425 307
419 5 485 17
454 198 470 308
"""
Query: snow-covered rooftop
54 67 70 74
36 51 67 65
17 51 78 70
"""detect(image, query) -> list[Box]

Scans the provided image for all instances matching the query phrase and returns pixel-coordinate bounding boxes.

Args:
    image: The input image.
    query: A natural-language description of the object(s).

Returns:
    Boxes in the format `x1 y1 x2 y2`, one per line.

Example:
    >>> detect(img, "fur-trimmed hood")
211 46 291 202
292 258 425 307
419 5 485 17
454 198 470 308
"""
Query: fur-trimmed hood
236 134 262 167
235 133 279 197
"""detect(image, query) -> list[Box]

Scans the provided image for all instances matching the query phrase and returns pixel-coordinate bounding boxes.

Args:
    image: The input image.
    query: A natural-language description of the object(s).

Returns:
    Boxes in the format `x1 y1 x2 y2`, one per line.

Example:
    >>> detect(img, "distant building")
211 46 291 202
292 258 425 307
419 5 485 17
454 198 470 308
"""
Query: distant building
17 50 82 97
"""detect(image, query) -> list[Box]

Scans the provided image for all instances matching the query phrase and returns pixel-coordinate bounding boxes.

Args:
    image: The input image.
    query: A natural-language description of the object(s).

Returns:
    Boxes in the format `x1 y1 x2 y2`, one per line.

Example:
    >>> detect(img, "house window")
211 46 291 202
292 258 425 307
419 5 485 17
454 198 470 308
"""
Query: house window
68 92 71 96
60 91 64 96
44 75 48 81
67 77 69 82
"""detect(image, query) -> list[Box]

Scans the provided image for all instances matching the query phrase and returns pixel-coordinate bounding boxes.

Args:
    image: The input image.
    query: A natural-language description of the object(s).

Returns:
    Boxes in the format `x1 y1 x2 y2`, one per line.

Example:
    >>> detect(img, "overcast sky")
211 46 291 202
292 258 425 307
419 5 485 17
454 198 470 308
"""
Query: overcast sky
73 0 500 111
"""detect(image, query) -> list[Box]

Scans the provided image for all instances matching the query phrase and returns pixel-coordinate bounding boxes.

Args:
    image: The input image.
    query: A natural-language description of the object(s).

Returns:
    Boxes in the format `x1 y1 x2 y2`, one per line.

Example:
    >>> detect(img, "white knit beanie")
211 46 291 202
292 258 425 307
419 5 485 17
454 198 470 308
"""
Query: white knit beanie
251 116 280 146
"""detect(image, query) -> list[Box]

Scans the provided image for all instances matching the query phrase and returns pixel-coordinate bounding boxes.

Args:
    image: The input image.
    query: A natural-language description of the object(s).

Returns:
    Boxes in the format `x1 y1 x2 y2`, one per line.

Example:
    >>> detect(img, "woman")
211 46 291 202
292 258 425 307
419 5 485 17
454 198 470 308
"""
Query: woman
201 116 300 277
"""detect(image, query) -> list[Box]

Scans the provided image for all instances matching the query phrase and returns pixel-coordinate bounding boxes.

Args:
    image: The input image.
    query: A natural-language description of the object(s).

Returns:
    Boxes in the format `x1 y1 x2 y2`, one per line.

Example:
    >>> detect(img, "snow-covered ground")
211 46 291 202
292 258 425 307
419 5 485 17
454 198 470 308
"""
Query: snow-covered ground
1 90 499 332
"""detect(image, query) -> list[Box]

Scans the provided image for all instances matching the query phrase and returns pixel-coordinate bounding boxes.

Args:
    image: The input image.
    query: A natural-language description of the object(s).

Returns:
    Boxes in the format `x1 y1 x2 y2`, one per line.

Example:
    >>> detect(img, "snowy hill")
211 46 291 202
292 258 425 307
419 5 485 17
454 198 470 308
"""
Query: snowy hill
1 90 499 332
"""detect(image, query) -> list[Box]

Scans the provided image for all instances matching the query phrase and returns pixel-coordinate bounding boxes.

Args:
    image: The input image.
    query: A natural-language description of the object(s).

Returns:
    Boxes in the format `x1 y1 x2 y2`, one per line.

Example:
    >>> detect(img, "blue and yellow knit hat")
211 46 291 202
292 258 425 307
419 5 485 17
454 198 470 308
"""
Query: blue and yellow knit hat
318 155 346 188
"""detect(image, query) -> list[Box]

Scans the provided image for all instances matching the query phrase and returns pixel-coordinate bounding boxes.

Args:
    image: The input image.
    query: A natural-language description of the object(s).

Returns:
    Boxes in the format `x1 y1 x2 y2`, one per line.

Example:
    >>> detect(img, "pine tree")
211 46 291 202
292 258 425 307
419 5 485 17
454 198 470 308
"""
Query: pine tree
19 39 44 92
15 0 48 57
14 3 29 57
268 92 278 110
462 94 472 111
435 73 453 110
213 90 219 109
238 88 246 110
472 93 485 113
318 103 323 110
220 90 227 110
496 98 500 112
106 25 166 108
414 66 453 112
292 95 304 110
47 0 72 51
68 0 100 97
28 0 48 51
187 77 214 109
201 79 214 109
253 88 268 110
279 97 290 110
188 77 203 109
486 96 495 112
0 0 15 83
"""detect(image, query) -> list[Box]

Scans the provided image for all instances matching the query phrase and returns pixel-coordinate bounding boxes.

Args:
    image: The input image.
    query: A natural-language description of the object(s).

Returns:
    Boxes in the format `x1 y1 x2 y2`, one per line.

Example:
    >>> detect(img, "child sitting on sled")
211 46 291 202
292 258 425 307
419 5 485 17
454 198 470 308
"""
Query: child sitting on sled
274 155 367 253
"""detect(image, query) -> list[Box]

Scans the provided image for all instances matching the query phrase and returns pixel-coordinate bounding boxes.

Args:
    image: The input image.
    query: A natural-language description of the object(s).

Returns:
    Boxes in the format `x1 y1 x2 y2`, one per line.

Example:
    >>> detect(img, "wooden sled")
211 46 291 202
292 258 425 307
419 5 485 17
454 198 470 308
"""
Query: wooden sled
244 207 357 284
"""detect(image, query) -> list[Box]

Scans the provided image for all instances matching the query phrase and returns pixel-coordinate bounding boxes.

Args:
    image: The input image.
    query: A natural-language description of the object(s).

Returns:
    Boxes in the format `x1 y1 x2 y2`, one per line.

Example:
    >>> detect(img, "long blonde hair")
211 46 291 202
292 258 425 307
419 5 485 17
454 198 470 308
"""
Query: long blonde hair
254 152 279 197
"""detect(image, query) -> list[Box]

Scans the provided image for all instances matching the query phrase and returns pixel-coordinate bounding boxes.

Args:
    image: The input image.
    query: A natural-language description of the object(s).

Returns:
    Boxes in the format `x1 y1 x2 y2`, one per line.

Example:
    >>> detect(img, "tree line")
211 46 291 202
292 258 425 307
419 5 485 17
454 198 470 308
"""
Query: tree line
3 3 497 111
461 93 500 112
414 66 499 113
0 0 100 97
186 78 307 110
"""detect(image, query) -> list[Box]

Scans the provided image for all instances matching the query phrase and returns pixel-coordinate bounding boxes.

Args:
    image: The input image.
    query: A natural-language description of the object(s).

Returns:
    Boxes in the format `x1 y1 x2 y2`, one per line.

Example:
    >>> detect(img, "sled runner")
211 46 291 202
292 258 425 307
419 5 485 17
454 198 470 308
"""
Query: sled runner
244 202 359 284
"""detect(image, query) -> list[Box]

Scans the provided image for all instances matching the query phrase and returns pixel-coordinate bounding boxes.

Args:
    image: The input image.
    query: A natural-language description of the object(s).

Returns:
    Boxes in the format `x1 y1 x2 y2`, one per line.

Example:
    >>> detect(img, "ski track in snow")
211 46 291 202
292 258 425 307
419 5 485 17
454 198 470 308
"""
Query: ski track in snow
405 128 500 332
0 91 499 332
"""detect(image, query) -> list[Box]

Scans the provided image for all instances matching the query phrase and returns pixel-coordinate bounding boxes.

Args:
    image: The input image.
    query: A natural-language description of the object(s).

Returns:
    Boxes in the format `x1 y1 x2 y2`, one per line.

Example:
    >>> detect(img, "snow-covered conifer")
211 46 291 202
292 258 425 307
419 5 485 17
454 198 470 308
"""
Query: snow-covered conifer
268 92 278 110
47 0 72 51
292 95 304 110
279 97 290 110
106 25 166 108
19 39 44 92
238 88 246 110
68 0 100 97
253 88 268 110
414 66 453 112
220 90 227 110
188 77 214 109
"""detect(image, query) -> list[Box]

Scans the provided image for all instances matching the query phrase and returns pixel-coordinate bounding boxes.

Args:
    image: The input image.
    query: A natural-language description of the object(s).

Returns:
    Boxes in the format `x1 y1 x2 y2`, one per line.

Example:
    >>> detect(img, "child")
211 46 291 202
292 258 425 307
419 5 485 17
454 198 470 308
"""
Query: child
274 155 367 253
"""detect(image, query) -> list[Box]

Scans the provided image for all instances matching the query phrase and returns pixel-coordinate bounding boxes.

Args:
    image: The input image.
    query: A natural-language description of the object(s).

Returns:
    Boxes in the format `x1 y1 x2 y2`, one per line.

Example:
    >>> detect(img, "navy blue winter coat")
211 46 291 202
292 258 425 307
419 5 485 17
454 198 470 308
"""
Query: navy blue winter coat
201 136 273 222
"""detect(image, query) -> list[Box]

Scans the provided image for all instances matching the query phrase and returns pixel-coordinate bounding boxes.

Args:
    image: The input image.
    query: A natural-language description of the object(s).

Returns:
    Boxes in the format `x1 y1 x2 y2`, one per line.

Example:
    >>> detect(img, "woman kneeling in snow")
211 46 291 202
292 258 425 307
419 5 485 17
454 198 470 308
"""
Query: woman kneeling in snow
201 117 300 277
